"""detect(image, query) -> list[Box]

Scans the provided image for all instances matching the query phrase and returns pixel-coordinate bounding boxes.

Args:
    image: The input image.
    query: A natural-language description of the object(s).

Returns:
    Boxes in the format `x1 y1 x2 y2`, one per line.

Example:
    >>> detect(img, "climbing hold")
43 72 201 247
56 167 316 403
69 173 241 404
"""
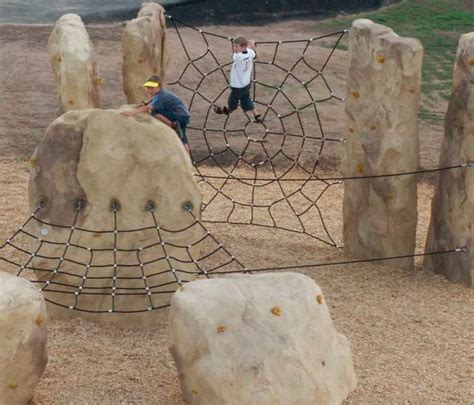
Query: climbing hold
271 306 281 316
35 316 45 327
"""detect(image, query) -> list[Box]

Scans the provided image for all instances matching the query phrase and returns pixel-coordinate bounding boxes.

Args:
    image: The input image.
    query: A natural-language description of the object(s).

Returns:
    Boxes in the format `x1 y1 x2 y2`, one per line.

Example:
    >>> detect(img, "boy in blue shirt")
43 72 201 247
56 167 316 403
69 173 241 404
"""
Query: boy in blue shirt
121 75 191 155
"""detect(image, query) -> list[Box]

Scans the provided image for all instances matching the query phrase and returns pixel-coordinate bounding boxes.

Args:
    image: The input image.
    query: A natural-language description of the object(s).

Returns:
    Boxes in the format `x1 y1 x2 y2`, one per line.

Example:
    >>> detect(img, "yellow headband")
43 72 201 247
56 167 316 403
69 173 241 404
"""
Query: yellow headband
143 81 160 88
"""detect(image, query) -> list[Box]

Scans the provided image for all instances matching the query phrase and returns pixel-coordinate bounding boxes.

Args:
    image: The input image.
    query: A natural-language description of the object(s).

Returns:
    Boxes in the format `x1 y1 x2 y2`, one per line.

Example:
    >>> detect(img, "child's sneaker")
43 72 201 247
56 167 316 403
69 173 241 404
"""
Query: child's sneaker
214 106 230 115
253 114 262 123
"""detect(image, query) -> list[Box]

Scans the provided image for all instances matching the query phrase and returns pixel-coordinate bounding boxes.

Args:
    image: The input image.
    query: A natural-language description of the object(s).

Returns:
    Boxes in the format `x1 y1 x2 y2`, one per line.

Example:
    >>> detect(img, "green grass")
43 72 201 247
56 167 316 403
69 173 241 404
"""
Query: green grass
318 0 474 123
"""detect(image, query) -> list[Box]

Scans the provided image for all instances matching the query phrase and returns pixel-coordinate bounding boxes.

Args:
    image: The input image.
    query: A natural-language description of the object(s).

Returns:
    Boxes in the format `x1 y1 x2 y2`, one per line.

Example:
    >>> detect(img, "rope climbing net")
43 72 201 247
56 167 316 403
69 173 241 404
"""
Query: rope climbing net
0 18 471 313
166 15 348 245
0 201 248 313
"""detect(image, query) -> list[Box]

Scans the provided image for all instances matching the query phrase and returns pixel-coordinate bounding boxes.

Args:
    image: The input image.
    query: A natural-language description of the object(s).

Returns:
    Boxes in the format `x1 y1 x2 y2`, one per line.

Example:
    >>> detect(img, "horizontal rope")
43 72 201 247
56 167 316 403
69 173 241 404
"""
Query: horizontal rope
193 163 471 182
205 247 468 275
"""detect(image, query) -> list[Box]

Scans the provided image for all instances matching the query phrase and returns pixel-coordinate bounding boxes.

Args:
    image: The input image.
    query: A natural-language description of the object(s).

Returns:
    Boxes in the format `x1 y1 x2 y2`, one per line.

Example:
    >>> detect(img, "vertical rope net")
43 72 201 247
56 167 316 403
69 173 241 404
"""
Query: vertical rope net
166 15 348 244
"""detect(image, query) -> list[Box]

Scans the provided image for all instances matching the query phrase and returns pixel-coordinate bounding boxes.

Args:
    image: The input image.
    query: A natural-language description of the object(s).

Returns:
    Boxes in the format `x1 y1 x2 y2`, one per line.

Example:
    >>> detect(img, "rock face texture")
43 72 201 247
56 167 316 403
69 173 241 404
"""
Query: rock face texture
425 33 474 287
48 14 100 113
169 272 357 405
0 272 47 405
343 19 423 270
28 109 201 324
122 3 169 104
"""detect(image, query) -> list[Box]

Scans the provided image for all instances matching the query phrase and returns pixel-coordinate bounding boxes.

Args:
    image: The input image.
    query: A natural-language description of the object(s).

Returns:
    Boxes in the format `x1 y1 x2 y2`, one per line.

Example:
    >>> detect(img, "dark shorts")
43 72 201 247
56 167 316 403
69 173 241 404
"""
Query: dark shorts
174 117 189 145
155 109 190 145
228 84 254 112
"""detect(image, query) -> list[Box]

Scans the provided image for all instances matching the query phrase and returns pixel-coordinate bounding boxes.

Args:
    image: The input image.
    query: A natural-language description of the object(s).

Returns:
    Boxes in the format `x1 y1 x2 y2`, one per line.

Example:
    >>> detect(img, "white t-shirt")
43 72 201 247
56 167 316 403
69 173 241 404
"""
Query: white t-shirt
230 48 256 88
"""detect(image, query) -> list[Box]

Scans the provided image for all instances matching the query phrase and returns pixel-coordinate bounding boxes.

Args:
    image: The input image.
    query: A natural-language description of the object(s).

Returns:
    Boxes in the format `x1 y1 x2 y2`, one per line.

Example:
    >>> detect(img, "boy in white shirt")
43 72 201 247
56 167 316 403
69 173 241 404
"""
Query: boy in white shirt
214 36 262 122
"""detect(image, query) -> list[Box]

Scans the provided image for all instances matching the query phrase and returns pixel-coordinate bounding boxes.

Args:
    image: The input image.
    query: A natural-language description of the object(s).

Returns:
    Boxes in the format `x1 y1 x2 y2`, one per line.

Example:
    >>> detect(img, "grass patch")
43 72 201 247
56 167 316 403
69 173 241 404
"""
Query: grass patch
318 0 474 122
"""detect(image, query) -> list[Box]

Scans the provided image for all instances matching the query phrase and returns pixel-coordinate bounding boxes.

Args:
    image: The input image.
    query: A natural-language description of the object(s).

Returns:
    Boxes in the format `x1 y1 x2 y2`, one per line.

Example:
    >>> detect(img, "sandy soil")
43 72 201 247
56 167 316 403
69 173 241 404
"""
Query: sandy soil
0 18 472 405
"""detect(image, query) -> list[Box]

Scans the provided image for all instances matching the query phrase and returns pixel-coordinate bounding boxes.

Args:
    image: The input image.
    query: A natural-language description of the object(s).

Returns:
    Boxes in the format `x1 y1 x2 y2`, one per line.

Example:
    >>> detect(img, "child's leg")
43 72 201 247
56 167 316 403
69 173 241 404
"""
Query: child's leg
240 84 261 121
175 119 191 156
225 87 239 114
214 87 238 115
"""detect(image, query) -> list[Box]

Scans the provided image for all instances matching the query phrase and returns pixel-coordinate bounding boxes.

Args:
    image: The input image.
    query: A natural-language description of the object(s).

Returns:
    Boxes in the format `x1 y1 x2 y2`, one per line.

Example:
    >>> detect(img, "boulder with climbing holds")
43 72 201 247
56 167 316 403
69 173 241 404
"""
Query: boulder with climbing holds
0 272 48 405
170 272 356 404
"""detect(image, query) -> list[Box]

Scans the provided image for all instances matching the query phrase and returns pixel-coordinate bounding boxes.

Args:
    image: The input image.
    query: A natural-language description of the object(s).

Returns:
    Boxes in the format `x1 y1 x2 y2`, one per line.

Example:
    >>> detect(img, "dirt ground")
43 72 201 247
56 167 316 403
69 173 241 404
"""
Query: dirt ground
0 18 472 405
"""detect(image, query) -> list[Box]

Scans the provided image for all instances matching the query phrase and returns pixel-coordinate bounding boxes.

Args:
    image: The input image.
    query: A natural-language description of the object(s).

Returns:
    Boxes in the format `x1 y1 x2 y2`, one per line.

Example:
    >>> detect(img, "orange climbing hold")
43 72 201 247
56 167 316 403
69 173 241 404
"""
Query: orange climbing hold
271 306 281 316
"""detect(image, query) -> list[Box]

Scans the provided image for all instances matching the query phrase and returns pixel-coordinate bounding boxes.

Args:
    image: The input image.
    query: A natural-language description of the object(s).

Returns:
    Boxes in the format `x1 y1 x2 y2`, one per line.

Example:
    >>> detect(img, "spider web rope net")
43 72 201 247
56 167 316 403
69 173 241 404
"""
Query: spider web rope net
166 15 348 245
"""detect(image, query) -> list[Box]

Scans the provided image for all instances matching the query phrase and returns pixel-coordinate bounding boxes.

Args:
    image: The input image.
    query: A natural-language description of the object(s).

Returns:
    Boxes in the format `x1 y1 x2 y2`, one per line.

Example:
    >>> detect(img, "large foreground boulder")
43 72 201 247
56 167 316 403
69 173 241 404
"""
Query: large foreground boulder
0 272 47 405
343 19 423 270
170 272 356 405
425 33 474 287
28 109 201 325
122 2 169 103
48 14 101 112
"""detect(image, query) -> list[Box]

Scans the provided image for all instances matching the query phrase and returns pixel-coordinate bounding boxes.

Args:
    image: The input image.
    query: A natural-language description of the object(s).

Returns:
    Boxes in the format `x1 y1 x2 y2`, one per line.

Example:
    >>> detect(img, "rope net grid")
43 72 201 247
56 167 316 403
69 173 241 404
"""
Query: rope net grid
0 17 470 312
164 16 349 243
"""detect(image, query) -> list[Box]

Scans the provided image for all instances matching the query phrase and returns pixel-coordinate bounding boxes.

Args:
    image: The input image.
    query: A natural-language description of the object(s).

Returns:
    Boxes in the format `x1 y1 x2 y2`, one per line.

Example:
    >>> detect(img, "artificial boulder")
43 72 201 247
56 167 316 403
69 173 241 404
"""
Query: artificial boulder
343 19 423 270
122 2 169 104
48 13 101 113
425 33 474 287
0 272 47 405
28 109 201 325
170 272 356 405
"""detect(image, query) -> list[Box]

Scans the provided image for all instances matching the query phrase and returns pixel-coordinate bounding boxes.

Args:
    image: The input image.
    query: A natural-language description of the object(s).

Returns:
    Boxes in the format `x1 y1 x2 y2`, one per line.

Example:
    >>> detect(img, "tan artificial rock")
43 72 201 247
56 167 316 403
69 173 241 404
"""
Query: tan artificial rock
169 272 357 405
425 33 474 287
48 14 101 113
28 109 201 325
122 2 169 104
343 19 423 270
0 272 47 405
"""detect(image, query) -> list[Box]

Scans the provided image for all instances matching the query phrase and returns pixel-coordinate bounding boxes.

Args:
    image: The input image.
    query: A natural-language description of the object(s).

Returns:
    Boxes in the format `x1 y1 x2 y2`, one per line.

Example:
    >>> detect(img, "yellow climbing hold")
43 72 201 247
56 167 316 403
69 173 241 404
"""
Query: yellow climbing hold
9 384 18 389
217 325 226 333
348 127 354 133
96 77 104 86
316 294 324 304
271 306 281 316
192 389 198 395
29 158 37 167
68 99 75 105
468 57 474 66
376 54 385 64
351 91 360 99
356 163 364 174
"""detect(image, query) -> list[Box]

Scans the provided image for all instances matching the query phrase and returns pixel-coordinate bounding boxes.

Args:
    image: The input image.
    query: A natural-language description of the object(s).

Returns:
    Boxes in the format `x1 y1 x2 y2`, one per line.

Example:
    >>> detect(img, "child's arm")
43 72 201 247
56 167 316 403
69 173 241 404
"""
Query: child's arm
155 114 174 127
248 40 257 58
120 104 150 117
